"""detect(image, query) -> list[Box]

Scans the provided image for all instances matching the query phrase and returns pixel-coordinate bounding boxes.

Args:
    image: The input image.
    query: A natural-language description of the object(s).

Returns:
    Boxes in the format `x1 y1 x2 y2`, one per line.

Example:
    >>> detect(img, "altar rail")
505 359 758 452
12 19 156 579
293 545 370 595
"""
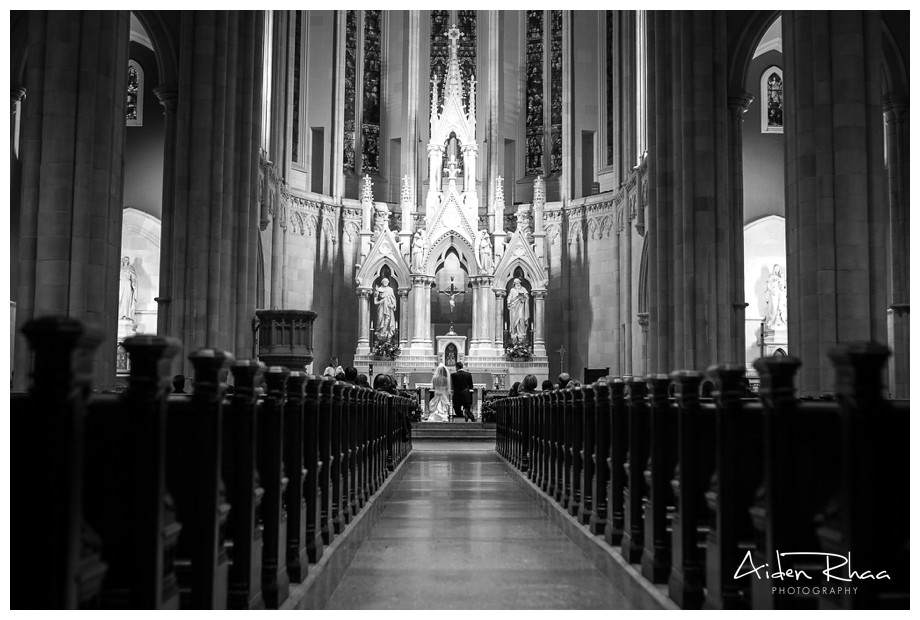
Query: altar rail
495 345 909 610
11 317 413 610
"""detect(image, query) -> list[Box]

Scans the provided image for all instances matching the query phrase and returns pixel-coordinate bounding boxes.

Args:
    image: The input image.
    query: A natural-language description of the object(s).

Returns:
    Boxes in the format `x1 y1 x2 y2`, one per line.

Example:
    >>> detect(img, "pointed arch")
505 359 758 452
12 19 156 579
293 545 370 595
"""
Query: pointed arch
423 230 477 275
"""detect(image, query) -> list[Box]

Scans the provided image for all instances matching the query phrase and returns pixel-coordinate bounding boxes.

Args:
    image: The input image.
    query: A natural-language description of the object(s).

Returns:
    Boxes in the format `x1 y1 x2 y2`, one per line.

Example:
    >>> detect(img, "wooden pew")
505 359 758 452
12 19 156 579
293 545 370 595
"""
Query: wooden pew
318 378 335 545
346 386 360 518
527 393 538 483
667 371 716 608
621 377 649 563
302 375 324 564
224 360 266 610
605 378 628 546
578 385 597 525
334 382 352 531
590 379 611 536
256 366 291 609
749 356 841 610
541 392 555 496
819 343 909 609
164 350 232 609
12 319 104 609
560 389 575 509
80 336 181 610
282 372 309 582
703 364 763 610
640 375 677 583
552 391 566 504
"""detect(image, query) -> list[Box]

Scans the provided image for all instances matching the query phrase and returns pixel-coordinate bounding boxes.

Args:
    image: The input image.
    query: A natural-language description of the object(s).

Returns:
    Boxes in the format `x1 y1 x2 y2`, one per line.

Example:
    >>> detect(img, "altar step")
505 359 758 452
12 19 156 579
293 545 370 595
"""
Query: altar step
411 421 496 442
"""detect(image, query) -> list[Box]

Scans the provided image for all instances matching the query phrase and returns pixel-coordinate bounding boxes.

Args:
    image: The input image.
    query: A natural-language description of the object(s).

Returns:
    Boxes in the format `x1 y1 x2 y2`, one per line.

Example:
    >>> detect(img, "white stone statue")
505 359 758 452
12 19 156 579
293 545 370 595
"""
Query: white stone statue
411 229 427 272
374 277 398 342
118 256 138 322
507 278 530 345
764 264 787 330
477 231 493 274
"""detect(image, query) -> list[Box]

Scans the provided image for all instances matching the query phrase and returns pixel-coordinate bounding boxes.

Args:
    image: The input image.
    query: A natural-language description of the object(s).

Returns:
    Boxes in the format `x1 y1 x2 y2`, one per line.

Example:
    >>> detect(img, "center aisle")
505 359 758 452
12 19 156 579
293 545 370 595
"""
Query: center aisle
324 444 633 609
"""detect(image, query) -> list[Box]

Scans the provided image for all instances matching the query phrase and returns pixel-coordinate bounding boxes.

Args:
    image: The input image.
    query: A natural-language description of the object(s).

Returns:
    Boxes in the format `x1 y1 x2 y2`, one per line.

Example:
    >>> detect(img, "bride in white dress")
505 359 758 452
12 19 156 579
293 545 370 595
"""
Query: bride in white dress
425 364 452 422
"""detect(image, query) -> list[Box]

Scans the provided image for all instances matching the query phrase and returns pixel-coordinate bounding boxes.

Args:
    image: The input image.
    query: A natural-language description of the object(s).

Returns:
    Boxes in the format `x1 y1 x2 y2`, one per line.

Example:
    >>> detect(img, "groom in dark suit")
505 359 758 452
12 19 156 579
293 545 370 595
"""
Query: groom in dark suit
450 361 475 422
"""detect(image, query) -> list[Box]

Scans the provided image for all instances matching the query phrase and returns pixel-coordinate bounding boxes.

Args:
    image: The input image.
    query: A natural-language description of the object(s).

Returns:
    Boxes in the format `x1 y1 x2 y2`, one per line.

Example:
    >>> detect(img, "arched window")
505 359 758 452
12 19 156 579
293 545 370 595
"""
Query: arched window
761 66 783 133
523 10 563 177
126 59 144 126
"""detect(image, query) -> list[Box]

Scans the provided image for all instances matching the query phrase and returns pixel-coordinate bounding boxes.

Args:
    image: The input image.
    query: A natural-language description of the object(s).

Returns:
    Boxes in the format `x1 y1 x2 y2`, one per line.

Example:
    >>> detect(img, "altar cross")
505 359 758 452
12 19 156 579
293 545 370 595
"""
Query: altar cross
557 344 567 374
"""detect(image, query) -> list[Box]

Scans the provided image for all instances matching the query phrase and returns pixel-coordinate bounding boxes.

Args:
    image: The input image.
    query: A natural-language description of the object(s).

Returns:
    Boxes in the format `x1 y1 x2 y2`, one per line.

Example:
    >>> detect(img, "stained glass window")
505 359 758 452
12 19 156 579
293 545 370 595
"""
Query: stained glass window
126 60 143 127
457 10 477 111
344 10 358 172
429 11 451 109
549 11 562 173
761 66 783 134
606 11 614 166
361 10 382 174
292 11 302 163
525 10 544 176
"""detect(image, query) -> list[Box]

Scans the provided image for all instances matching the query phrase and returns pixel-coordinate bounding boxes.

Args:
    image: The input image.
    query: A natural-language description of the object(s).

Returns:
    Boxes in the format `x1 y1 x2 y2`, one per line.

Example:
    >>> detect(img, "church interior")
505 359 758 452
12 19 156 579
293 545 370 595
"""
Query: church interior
8 10 910 611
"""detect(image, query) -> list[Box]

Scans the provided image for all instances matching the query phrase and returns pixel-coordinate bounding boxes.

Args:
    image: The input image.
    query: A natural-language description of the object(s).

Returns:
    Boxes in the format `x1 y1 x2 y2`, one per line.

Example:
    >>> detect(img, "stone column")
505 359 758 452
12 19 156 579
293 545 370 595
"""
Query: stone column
404 11 420 211
533 290 547 357
356 289 371 353
14 11 131 390
884 97 909 397
398 288 410 348
487 11 501 216
783 11 887 395
645 11 734 375
480 275 495 352
331 11 347 202
154 88 179 344
728 93 753 366
560 10 573 200
469 277 481 346
10 86 26 326
637 313 650 378
162 12 265 361
410 275 434 351
494 289 507 348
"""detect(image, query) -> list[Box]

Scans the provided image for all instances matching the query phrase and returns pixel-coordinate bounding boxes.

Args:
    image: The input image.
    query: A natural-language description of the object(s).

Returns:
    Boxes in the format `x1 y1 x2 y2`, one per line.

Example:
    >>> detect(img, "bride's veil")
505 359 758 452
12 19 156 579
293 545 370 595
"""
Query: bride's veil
431 363 450 392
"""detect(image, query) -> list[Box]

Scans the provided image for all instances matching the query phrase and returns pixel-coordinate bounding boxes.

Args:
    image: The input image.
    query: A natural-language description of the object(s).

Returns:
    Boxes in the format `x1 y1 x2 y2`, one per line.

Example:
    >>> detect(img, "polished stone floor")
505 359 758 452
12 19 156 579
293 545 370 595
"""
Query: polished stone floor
324 448 634 609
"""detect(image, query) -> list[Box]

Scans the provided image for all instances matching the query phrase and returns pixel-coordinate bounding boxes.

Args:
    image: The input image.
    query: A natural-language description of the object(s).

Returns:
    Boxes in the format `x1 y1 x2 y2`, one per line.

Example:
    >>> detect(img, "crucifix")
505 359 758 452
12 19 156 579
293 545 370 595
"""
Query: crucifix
438 276 466 335
556 344 567 375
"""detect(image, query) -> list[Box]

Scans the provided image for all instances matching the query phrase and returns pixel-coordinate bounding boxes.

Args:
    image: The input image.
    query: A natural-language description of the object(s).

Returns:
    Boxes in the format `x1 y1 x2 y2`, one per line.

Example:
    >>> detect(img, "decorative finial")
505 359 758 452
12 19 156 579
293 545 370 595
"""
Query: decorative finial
534 175 545 206
430 74 439 117
400 174 412 205
362 174 374 205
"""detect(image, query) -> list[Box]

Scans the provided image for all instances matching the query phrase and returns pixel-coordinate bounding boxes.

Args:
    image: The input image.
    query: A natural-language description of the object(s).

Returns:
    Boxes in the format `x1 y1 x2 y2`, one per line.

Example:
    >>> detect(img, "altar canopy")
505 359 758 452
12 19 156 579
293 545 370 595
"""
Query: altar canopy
353 23 548 388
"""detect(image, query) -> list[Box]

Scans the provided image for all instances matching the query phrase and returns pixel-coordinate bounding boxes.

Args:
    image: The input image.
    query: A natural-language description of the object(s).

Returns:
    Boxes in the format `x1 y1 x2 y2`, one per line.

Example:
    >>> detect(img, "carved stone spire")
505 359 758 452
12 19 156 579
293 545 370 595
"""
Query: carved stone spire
445 25 464 101
361 174 374 206
533 175 545 207
430 74 439 118
400 174 412 207
494 176 505 209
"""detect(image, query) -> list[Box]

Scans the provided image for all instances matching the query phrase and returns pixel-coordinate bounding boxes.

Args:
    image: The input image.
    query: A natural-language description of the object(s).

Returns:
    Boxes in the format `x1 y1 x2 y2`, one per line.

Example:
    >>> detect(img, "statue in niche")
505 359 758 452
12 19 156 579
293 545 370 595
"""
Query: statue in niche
411 229 427 272
764 264 787 330
118 256 138 322
374 277 398 342
507 278 530 345
476 231 493 274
